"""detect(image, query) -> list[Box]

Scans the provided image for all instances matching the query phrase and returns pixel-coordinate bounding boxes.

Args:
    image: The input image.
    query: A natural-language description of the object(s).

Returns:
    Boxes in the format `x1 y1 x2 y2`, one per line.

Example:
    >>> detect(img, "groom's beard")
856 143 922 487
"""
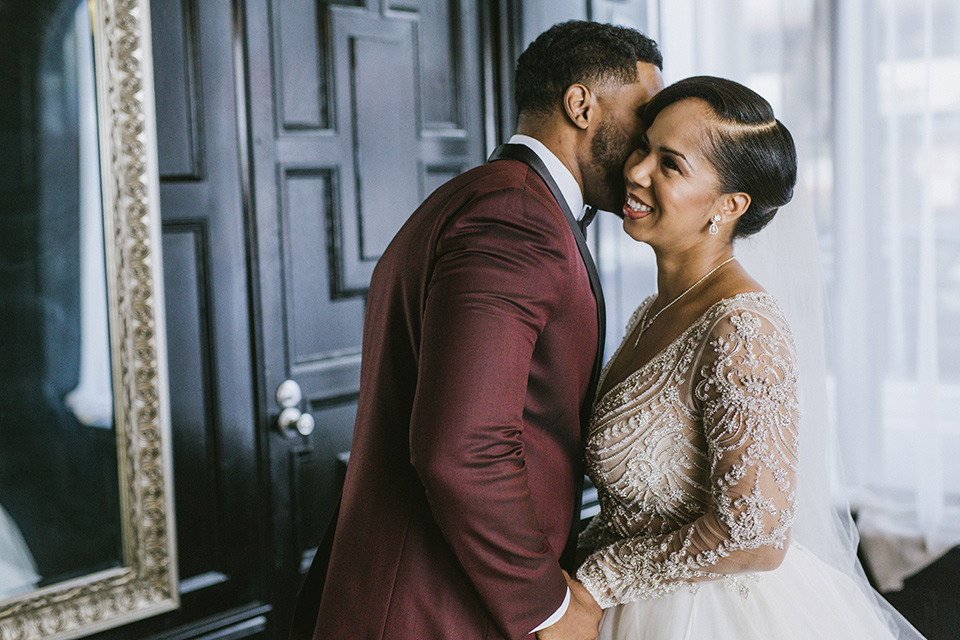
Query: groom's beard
589 116 633 213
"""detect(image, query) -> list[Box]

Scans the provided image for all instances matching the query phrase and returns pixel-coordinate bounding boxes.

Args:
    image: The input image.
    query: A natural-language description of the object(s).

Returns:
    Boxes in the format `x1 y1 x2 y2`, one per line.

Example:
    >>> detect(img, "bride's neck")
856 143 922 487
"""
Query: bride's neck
655 247 735 302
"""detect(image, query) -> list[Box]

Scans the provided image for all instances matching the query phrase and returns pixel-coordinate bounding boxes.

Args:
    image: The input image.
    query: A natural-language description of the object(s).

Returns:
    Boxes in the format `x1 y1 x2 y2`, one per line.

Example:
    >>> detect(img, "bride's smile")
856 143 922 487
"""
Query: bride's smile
622 194 652 219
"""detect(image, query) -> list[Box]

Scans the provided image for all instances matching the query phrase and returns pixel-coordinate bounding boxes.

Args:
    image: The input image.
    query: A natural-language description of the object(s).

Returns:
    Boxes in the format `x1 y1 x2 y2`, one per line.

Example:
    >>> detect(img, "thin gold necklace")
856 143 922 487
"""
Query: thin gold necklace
634 256 736 349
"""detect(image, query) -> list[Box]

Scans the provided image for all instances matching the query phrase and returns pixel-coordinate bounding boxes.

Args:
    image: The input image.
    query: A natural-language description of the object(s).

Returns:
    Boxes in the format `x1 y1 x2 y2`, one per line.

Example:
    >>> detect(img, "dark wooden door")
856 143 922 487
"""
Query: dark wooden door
240 0 484 633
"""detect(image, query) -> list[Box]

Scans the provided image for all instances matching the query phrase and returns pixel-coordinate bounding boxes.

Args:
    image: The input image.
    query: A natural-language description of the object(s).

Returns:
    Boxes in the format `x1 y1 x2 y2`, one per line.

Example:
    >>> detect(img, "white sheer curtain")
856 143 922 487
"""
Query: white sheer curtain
833 0 960 591
595 0 960 591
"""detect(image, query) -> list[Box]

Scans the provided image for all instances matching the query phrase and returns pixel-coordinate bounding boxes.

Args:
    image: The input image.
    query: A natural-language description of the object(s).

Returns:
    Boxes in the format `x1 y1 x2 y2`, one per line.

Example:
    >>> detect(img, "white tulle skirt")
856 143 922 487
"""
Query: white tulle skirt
597 542 897 640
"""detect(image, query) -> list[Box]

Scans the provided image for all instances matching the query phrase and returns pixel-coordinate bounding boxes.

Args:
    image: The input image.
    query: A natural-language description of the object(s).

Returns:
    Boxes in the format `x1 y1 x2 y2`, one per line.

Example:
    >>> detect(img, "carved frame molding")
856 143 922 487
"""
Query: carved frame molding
0 0 178 638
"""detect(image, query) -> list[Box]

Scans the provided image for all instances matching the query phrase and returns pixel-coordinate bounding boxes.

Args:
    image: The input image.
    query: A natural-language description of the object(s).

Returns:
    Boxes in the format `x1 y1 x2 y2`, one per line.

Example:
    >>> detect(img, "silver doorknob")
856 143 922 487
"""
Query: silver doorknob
276 379 303 408
275 379 314 437
277 407 316 437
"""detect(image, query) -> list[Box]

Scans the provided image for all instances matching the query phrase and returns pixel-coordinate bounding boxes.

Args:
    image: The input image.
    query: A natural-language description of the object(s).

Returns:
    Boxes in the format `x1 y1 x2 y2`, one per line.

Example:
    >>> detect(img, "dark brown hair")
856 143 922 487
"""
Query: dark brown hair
515 20 662 120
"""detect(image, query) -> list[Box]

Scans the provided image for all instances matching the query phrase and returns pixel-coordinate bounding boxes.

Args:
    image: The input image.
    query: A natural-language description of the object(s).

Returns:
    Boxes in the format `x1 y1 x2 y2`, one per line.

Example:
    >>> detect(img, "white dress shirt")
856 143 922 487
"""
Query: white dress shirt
508 134 585 220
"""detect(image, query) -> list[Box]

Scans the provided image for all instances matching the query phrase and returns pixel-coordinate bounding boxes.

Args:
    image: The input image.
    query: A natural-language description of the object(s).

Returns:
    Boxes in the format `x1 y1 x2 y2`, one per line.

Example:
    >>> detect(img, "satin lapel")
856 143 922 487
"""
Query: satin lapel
487 144 606 423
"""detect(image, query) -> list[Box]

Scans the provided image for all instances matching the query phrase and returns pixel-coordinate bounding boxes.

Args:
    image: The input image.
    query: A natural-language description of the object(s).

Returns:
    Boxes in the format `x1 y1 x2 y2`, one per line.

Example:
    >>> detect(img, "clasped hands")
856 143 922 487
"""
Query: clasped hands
536 571 602 640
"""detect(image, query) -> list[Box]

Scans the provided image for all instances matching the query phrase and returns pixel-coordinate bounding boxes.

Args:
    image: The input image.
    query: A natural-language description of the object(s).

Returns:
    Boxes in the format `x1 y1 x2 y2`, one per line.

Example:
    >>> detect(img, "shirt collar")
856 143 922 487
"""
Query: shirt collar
508 134 585 219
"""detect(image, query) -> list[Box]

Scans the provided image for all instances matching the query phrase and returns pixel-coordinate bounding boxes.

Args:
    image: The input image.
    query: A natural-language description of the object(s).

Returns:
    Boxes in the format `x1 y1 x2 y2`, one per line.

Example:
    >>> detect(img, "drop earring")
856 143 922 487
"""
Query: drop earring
709 214 721 235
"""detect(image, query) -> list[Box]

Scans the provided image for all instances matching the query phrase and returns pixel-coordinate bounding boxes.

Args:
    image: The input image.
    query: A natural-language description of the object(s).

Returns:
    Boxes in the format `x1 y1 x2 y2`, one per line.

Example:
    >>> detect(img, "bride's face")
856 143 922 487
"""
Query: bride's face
621 99 726 249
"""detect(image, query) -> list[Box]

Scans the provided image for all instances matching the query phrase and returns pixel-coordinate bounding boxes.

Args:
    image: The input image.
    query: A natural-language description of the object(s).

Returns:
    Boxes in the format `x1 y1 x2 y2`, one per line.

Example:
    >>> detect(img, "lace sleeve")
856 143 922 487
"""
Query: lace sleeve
578 507 620 555
576 307 800 608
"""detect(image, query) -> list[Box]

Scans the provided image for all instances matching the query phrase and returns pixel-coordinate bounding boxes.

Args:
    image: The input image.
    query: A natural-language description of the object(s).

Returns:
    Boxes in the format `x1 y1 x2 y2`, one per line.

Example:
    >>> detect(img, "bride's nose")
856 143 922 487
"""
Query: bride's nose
624 149 653 188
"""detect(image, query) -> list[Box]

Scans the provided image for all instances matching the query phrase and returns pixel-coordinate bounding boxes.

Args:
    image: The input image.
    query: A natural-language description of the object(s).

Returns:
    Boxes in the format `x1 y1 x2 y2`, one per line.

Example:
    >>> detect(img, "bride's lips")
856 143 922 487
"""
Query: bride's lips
623 194 653 220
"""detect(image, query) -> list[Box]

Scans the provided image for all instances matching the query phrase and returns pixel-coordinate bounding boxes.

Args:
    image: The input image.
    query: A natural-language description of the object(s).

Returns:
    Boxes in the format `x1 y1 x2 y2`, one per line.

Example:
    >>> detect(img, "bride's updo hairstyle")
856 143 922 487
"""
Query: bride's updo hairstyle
642 76 797 238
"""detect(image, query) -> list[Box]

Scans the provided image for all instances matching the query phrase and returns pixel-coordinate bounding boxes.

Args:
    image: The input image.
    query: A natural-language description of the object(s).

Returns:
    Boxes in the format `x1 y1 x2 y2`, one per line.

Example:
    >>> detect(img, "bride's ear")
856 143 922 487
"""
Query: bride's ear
719 192 751 223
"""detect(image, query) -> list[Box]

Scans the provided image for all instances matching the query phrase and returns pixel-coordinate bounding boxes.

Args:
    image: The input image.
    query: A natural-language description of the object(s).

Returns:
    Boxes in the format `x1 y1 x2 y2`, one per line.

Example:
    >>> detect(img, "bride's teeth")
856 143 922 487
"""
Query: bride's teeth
626 196 651 212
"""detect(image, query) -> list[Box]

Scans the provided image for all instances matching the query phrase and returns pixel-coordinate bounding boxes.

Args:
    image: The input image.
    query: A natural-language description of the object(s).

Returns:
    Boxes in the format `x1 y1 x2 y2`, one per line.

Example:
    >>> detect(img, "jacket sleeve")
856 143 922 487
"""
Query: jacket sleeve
409 186 572 639
576 307 800 608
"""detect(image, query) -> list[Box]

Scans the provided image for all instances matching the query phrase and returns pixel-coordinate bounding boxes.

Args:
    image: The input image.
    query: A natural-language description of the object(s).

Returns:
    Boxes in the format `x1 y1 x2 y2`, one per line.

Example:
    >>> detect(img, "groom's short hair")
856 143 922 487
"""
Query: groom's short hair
515 20 662 120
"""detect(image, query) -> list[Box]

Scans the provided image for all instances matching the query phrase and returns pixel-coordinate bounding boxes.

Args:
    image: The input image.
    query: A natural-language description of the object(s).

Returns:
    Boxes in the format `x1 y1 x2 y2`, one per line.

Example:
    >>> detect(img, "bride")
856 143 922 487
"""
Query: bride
573 76 924 639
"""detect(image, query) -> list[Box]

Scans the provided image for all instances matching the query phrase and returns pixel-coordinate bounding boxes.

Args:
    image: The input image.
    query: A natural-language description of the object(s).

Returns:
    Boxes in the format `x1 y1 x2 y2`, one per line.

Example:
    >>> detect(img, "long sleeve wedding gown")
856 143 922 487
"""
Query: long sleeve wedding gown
576 292 898 639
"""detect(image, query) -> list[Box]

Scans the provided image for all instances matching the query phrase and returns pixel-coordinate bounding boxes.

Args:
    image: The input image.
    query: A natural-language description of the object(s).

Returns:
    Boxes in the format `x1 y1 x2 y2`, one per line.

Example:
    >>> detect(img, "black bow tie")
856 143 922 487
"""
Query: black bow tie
579 206 599 238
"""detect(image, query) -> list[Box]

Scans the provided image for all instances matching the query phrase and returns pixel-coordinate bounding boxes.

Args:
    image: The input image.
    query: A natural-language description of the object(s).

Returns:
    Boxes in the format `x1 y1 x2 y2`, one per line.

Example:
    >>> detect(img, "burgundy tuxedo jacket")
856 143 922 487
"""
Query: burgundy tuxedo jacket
290 147 603 640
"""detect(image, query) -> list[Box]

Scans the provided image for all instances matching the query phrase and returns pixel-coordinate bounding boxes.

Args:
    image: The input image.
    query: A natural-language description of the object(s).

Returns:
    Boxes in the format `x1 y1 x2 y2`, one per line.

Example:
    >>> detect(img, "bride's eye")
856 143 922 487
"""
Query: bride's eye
661 156 680 173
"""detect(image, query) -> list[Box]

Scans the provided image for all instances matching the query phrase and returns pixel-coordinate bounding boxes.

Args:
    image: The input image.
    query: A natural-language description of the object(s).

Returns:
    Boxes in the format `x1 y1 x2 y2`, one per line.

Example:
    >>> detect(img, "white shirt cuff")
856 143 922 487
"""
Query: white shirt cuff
531 586 570 634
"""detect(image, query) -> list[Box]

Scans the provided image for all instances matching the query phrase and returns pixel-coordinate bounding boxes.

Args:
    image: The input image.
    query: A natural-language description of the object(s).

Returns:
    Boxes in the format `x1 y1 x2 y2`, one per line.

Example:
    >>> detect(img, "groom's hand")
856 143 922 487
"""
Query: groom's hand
536 571 602 640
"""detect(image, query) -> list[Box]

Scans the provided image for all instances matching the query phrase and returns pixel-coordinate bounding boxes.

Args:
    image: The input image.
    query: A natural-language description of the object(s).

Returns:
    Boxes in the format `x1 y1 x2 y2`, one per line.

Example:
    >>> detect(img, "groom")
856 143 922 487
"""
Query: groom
290 21 663 640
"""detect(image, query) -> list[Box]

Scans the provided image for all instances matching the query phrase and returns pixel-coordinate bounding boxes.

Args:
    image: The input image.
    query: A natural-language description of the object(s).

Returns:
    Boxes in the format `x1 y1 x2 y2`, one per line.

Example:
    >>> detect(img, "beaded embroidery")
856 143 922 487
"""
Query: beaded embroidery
576 293 800 608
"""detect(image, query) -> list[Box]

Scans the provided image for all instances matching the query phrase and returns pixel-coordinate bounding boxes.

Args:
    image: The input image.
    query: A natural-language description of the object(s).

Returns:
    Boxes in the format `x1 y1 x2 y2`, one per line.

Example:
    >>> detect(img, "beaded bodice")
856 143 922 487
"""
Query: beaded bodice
576 292 800 608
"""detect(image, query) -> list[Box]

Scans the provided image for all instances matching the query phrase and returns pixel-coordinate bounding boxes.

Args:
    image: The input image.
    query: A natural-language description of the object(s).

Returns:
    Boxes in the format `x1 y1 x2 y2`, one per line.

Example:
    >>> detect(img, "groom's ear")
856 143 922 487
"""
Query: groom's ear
563 83 594 130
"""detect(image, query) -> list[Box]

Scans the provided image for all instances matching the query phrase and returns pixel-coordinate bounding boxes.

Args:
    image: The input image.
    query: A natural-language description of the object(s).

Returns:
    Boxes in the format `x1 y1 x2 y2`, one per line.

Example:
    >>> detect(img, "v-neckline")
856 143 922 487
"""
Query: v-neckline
594 292 772 409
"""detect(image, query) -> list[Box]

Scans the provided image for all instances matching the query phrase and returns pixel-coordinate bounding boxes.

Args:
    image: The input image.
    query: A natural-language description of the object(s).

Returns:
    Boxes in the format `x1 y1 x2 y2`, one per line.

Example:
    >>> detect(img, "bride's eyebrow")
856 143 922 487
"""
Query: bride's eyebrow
658 145 687 161
659 145 691 169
